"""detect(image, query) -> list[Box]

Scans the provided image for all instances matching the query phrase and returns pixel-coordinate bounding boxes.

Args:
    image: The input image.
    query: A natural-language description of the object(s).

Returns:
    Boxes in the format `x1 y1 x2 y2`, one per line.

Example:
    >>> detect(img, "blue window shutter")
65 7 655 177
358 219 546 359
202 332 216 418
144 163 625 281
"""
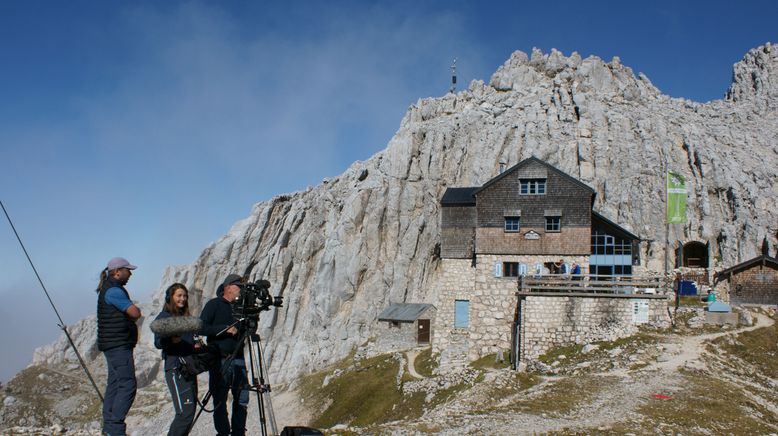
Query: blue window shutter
494 262 503 277
455 300 470 328
519 263 528 276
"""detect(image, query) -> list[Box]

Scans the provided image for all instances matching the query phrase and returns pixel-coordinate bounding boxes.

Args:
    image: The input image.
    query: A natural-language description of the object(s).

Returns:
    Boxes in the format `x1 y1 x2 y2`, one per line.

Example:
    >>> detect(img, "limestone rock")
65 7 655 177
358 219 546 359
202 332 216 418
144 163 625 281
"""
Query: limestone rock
16 43 778 429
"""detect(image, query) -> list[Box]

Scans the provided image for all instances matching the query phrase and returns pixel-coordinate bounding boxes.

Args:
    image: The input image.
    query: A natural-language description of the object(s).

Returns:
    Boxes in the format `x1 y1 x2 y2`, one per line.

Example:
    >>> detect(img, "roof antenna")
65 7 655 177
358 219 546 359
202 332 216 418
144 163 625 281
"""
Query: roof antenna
449 58 457 93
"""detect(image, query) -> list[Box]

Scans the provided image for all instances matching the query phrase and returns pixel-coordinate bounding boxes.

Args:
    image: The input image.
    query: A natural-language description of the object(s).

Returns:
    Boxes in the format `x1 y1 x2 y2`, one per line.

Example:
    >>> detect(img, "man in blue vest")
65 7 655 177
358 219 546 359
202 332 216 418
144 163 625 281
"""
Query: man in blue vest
96 257 142 436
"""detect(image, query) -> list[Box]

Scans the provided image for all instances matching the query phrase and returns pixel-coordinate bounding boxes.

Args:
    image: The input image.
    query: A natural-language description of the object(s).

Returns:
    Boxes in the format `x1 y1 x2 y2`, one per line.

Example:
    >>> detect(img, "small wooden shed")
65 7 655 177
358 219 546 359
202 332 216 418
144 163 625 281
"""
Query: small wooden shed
714 255 778 305
377 303 436 349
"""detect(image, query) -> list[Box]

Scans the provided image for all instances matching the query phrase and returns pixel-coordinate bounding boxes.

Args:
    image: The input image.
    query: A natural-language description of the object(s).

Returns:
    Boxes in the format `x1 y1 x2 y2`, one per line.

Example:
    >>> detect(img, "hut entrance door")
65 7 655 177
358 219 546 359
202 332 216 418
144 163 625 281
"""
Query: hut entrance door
417 319 430 344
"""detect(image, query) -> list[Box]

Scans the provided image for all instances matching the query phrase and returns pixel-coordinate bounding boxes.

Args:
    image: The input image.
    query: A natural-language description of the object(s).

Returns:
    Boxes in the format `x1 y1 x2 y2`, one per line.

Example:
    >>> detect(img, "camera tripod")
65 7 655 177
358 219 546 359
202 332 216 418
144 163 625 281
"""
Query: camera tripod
190 317 278 436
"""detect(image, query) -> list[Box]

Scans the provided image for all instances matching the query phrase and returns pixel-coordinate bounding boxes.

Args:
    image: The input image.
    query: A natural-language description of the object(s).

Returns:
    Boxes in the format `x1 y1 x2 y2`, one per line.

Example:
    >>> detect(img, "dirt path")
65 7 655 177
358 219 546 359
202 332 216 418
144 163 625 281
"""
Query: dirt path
405 349 424 379
650 311 772 373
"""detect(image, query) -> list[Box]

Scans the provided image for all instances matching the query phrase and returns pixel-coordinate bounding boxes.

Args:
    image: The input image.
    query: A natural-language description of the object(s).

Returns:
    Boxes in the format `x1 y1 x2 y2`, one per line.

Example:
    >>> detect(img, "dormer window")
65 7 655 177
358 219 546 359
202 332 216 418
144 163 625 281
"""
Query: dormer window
520 179 546 195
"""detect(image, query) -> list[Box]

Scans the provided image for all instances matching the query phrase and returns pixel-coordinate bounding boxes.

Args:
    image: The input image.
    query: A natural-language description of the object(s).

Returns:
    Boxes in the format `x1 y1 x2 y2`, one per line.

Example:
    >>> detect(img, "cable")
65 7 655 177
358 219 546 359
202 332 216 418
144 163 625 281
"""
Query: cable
1 200 103 402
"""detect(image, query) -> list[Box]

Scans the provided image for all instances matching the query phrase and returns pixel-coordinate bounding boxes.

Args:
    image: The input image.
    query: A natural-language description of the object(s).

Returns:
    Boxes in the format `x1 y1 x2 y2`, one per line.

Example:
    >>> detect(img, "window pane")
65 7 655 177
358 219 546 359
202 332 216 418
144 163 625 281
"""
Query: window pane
520 179 546 195
545 216 561 232
503 262 519 277
504 217 520 232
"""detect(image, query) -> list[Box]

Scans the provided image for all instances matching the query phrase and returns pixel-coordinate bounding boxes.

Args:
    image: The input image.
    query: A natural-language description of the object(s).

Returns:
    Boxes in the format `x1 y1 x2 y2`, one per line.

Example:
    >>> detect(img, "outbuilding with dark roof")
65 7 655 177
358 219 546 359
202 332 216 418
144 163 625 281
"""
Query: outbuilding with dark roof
714 254 778 305
376 303 436 351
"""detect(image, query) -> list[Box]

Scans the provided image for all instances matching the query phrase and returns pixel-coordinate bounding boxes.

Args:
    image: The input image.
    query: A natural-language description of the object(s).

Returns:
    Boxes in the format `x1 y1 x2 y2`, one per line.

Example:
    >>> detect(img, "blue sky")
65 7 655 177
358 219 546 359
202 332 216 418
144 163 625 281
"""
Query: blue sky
1 0 776 382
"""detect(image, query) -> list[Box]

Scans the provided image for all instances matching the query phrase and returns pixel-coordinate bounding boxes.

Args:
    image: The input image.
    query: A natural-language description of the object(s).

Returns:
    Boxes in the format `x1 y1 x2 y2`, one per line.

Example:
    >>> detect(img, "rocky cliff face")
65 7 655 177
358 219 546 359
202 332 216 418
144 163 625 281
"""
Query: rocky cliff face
30 44 778 389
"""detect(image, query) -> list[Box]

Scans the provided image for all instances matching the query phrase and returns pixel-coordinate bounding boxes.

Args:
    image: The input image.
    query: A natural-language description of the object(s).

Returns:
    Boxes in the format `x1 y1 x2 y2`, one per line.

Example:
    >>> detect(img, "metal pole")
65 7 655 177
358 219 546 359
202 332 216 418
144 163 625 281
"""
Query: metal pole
1 201 103 402
664 157 669 276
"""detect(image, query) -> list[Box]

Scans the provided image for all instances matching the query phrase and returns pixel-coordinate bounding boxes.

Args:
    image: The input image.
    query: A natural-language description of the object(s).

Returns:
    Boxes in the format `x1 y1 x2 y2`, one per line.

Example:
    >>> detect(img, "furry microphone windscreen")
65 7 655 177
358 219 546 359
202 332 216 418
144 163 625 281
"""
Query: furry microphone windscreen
150 316 203 337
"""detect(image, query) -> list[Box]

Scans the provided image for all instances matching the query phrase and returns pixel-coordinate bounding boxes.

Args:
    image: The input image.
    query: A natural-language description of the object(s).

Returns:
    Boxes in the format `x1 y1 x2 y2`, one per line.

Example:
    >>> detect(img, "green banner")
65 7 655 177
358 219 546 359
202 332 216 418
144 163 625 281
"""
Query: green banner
667 171 687 224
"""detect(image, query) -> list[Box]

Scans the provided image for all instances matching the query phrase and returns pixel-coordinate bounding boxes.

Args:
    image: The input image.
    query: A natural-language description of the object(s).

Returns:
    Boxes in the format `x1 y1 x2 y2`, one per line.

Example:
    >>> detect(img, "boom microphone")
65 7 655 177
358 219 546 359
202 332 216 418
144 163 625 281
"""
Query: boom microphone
150 316 202 337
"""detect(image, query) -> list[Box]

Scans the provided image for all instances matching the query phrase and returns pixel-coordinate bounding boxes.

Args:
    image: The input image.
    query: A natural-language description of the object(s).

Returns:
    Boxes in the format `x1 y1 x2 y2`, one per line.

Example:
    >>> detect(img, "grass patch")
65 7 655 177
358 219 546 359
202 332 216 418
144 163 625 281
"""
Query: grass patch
413 347 438 377
413 422 444 433
502 375 612 417
537 343 584 365
609 371 778 434
477 372 541 409
470 352 512 370
594 331 658 351
670 307 740 335
710 312 778 378
299 353 427 429
679 296 707 307
0 364 102 428
531 331 660 374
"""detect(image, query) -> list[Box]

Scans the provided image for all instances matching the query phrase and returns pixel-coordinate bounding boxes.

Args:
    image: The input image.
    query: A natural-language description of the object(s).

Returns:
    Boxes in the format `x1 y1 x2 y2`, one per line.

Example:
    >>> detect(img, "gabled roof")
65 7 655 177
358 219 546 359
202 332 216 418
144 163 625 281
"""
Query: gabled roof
592 210 640 241
473 156 596 196
441 187 478 206
714 254 778 282
378 303 436 322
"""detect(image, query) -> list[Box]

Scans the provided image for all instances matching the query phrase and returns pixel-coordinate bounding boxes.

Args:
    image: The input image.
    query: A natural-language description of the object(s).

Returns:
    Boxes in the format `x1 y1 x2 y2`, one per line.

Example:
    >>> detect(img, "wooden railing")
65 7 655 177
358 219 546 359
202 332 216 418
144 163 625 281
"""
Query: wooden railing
518 274 670 295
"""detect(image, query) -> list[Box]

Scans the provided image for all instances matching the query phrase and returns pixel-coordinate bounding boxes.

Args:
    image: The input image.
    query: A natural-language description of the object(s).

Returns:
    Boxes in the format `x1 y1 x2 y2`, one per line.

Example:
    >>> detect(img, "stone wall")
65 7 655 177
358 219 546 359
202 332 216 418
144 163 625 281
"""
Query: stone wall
375 321 420 352
434 258 476 357
436 255 589 365
435 256 670 368
518 295 671 361
437 329 471 372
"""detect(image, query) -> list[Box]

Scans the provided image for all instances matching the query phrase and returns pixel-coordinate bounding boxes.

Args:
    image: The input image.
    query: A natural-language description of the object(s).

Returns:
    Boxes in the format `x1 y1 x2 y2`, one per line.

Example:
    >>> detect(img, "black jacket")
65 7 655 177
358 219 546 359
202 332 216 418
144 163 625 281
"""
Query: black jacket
153 310 198 371
199 296 243 358
96 278 138 352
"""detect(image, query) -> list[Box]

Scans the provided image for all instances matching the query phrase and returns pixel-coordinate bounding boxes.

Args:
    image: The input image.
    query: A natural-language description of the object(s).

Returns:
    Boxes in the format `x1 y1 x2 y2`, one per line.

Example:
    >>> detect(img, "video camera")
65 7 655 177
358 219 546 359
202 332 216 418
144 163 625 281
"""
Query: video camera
232 279 283 318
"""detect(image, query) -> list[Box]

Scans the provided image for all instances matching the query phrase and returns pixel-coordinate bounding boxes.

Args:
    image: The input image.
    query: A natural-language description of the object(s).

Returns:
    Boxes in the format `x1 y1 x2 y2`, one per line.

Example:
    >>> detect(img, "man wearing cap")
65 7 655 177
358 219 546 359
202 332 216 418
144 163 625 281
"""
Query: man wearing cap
96 257 142 436
200 274 249 436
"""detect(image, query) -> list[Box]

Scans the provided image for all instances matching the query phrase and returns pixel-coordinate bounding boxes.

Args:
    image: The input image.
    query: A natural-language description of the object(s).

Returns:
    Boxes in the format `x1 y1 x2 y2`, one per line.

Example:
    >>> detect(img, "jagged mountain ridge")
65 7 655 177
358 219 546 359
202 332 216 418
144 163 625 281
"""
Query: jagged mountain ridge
32 44 778 388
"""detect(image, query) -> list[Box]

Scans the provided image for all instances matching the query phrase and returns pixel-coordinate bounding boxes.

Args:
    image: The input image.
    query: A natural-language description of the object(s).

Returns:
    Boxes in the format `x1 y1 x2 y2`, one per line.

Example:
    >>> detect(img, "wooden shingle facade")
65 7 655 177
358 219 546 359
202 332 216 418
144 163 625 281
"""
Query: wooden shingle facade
441 156 638 270
714 255 778 305
472 158 594 256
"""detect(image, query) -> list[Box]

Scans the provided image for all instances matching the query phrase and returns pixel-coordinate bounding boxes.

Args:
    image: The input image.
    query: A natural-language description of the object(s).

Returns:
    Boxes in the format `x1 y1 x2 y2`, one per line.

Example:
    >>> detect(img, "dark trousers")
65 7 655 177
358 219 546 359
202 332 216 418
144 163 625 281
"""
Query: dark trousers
164 368 198 436
209 358 249 436
102 346 137 436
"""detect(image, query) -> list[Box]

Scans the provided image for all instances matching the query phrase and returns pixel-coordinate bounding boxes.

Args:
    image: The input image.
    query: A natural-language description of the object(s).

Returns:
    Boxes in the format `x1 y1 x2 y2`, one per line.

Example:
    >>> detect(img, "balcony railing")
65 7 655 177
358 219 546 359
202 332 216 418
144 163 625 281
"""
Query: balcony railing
518 274 671 295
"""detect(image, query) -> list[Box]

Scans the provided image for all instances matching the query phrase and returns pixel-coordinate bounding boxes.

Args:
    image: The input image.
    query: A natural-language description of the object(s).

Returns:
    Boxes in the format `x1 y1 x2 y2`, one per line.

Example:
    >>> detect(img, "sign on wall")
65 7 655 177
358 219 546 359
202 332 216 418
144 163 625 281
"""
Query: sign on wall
631 300 649 324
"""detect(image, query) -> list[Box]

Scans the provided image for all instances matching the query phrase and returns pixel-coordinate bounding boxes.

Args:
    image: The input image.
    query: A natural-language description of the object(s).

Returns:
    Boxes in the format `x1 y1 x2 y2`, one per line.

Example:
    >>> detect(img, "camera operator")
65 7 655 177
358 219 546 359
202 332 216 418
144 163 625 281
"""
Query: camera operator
153 283 199 436
96 257 141 436
199 274 249 436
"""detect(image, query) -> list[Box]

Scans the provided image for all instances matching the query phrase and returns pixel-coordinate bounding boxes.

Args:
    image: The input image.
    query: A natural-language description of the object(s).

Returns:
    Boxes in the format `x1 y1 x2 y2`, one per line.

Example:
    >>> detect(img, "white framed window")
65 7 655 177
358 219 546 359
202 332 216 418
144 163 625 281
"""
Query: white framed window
504 217 521 232
545 216 561 232
520 179 546 195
